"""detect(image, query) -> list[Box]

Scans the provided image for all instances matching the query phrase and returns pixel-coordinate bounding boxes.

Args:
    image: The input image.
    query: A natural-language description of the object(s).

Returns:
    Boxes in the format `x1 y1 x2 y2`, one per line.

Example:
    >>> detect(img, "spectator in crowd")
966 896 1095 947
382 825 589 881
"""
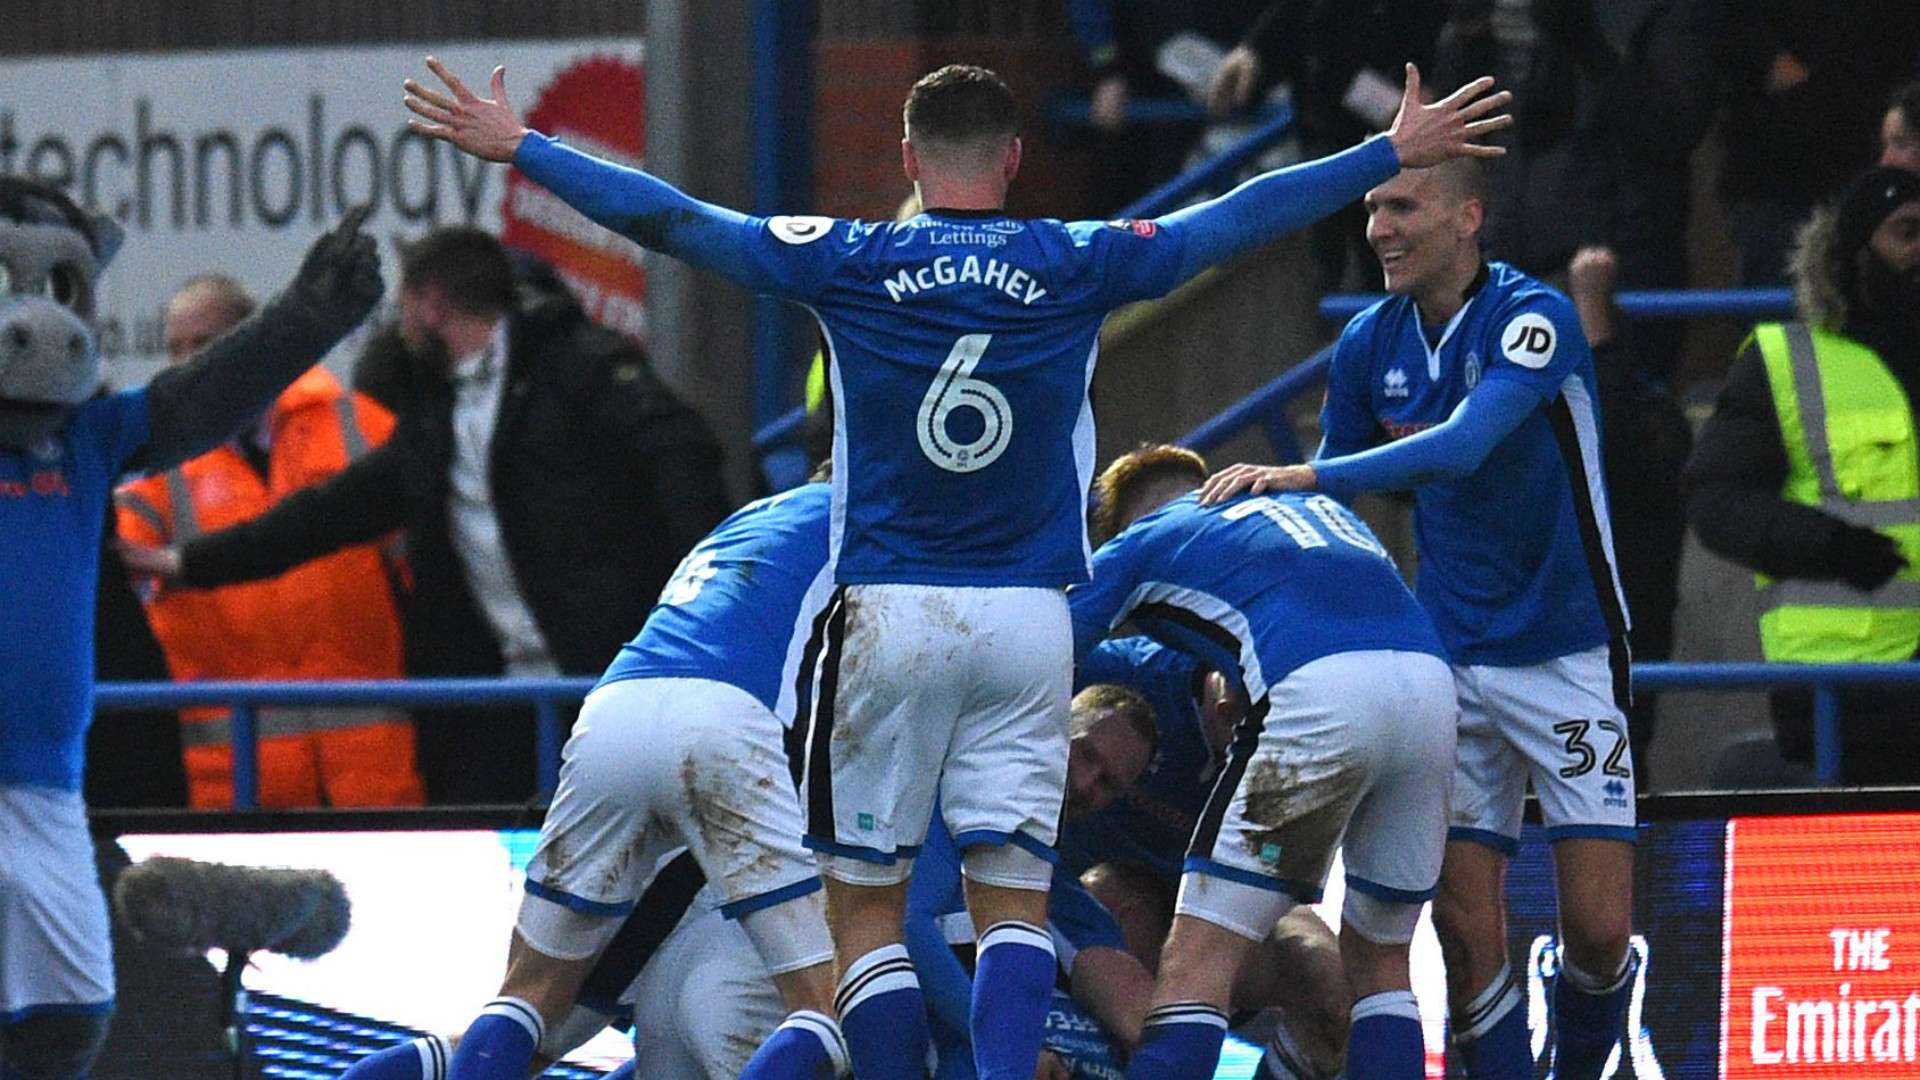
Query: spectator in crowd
116 275 421 809
1718 1 1920 285
121 231 731 803
1567 246 1694 791
1434 0 1721 377
1884 81 1920 174
1686 166 1920 786
1068 1 1274 208
1207 1 1448 290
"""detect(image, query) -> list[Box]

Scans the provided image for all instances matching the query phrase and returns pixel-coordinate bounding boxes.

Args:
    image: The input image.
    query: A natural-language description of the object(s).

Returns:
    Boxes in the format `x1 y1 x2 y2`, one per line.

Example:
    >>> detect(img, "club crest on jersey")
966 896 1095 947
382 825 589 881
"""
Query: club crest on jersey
1383 367 1410 399
1464 351 1481 389
768 215 836 245
1500 312 1557 369
1106 218 1158 238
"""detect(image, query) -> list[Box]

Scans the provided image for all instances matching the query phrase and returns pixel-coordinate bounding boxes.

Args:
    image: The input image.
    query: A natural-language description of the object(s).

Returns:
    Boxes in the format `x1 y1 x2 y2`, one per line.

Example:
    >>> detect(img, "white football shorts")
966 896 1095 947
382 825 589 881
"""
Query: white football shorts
1178 650 1456 941
1 786 114 1021
795 583 1071 886
524 678 821 934
621 889 789 1080
1449 644 1638 853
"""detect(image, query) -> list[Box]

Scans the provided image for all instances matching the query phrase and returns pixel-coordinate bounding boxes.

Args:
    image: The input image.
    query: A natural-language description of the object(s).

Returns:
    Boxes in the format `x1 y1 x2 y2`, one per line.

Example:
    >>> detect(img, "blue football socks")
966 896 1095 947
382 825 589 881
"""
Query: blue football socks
836 944 929 1080
738 1009 850 1079
1126 1002 1230 1080
970 921 1056 1080
1552 951 1633 1080
1452 962 1531 1080
444 998 542 1080
1347 990 1424 1080
341 1035 450 1080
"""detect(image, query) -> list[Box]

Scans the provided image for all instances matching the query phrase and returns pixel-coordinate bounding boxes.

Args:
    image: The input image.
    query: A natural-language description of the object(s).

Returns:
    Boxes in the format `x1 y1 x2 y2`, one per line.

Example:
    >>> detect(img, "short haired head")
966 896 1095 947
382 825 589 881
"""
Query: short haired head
397 227 516 318
1065 683 1157 822
903 65 1018 148
164 274 256 363
1091 443 1209 543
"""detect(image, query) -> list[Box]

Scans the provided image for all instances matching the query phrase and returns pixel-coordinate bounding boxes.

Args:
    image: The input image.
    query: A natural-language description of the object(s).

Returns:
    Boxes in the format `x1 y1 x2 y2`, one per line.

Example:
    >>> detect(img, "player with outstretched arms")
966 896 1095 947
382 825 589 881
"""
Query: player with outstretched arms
1070 445 1456 1080
1201 159 1638 1080
405 55 1509 1080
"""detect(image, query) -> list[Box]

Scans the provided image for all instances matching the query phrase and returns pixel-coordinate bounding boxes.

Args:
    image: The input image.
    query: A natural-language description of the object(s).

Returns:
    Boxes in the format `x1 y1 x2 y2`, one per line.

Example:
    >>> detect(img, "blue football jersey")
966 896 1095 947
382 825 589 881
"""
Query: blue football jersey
1069 492 1445 703
597 483 835 722
1060 637 1217 883
1 391 151 790
1320 261 1630 666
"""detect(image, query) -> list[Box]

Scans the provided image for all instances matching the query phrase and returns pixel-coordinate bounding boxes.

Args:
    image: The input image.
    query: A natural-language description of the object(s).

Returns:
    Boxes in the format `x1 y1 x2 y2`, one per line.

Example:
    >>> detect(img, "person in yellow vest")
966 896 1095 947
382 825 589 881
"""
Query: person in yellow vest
116 275 424 808
1687 166 1920 785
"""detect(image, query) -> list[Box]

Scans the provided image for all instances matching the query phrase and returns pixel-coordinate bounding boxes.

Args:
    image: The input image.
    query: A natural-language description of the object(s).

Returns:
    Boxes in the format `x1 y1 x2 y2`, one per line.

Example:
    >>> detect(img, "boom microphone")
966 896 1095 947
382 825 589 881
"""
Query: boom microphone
114 856 351 959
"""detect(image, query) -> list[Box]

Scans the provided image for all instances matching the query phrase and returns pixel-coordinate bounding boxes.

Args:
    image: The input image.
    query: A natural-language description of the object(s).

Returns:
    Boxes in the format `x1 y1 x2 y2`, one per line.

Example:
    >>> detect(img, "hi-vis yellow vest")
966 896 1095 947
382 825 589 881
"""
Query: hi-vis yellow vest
1754 322 1920 662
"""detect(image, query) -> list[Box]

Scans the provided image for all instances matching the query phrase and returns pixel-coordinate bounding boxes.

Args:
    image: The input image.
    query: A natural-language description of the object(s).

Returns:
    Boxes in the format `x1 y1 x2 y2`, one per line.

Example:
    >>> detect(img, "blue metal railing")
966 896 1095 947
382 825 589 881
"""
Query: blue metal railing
1319 287 1795 325
94 679 596 810
90 663 1920 807
748 102 1301 479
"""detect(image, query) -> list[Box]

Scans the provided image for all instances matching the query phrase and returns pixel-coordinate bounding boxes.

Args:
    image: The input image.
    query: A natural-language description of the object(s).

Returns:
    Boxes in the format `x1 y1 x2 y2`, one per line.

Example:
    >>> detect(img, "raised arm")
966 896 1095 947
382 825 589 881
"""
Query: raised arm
404 58 820 298
140 207 381 471
1158 66 1512 286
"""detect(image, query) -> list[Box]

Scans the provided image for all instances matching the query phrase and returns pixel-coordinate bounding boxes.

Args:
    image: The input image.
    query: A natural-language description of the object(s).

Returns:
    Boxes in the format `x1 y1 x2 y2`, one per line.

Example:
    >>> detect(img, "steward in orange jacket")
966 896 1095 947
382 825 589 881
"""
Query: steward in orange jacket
117 364 423 808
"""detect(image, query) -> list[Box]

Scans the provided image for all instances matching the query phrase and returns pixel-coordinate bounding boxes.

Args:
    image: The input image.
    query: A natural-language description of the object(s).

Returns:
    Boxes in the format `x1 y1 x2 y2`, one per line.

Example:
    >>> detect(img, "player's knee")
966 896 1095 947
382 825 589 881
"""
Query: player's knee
1559 911 1632 974
960 836 1054 893
2 1010 112 1080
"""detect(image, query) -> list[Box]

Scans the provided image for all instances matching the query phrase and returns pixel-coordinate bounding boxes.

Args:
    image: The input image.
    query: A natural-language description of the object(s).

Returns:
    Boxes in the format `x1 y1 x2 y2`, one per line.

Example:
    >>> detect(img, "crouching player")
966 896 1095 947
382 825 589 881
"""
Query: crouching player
1070 446 1456 1080
343 477 847 1080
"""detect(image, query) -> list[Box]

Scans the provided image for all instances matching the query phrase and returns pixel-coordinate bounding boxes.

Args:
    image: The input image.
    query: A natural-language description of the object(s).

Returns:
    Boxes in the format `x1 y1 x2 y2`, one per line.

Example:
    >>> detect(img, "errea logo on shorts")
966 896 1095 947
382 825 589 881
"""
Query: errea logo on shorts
1500 312 1557 369
769 215 836 244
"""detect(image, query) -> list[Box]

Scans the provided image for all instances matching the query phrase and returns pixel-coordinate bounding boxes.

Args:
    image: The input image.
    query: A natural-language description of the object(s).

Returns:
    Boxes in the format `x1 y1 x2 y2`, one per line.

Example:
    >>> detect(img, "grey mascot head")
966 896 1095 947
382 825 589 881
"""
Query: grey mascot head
0 176 124 449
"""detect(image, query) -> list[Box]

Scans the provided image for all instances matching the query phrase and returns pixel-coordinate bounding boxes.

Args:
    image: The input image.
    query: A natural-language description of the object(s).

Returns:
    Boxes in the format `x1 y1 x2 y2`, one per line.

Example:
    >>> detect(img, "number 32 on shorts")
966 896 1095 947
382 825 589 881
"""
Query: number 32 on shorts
918 334 1012 473
1553 718 1631 780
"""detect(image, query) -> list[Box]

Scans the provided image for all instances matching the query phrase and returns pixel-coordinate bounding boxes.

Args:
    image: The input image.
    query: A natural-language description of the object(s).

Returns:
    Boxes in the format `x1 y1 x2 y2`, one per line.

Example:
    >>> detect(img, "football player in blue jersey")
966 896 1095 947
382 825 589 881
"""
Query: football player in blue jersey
1072 445 1457 1080
404 55 1509 1080
342 479 849 1080
1201 159 1638 1080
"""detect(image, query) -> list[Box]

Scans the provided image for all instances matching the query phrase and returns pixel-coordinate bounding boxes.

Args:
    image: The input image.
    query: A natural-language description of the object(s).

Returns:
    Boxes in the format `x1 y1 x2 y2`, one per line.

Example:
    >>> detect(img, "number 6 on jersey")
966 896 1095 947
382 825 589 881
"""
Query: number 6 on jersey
917 333 1012 473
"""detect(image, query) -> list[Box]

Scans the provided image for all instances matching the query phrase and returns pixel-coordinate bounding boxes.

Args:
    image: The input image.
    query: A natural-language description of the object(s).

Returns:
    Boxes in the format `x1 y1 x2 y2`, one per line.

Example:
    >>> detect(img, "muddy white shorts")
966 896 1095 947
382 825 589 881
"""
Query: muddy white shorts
1178 651 1456 941
795 583 1072 886
1449 644 1638 853
1 786 113 1022
622 888 788 1080
524 678 821 930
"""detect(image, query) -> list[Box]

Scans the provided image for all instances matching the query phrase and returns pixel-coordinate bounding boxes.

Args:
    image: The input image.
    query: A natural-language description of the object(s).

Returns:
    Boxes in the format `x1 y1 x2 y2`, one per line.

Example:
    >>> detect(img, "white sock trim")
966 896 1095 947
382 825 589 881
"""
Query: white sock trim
782 1010 851 1077
978 919 1054 955
1351 989 1421 1024
835 944 918 1016
1143 1001 1231 1032
1455 965 1520 1043
479 996 545 1044
413 1034 450 1080
1561 950 1632 994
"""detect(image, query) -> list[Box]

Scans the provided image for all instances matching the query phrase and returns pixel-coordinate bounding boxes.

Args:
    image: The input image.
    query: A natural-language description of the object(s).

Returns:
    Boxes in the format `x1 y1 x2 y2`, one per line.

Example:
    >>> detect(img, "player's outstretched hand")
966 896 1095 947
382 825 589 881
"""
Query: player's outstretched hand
1197 462 1318 505
1385 64 1514 169
405 57 529 163
288 203 383 329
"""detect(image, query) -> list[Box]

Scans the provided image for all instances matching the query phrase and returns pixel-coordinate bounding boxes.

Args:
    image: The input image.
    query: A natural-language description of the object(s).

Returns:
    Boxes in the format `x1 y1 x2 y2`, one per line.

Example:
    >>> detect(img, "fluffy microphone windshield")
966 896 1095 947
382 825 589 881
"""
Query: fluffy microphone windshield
114 857 351 959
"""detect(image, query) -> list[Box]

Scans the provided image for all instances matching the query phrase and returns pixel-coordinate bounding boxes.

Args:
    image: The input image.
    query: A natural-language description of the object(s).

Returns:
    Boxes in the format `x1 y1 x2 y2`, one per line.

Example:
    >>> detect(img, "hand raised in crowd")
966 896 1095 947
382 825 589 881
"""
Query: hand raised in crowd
287 203 382 327
404 57 530 163
116 540 183 583
1197 462 1318 505
1207 45 1262 117
1385 64 1514 169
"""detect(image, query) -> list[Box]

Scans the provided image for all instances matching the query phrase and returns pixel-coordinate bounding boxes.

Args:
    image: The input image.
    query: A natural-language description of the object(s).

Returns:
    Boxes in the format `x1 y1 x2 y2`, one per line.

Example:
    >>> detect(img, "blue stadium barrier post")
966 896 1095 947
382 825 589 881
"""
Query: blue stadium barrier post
751 0 816 492
535 699 564 801
1813 685 1842 787
232 703 259 811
